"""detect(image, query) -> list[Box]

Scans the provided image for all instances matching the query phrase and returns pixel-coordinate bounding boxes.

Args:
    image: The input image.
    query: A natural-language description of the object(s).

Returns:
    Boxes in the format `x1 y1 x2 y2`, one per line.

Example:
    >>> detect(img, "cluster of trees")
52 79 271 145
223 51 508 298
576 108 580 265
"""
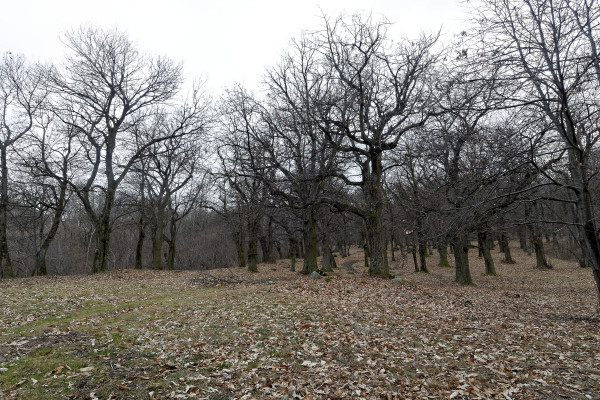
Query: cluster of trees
1 0 599 298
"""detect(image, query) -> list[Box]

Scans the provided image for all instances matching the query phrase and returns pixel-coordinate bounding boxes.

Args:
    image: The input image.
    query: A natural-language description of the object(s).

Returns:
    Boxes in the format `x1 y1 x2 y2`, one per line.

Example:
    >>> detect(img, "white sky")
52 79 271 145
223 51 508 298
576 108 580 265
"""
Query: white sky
0 0 468 94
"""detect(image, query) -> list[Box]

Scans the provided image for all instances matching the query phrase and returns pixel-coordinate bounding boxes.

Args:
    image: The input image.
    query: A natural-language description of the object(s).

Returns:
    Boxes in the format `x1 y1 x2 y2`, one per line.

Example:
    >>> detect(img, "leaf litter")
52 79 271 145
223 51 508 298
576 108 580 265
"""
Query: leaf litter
0 248 598 399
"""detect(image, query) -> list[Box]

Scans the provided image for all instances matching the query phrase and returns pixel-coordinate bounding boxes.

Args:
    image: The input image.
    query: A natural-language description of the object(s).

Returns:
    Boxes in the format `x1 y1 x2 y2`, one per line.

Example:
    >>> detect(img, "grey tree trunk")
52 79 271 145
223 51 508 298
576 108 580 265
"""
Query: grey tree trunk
152 207 165 270
453 234 473 285
518 226 528 253
165 214 177 270
411 245 418 272
360 154 389 278
478 231 496 276
302 207 318 274
236 229 246 269
35 181 68 276
247 212 259 272
289 238 297 272
365 195 389 277
91 187 115 274
438 240 450 267
568 147 600 293
135 218 145 270
500 234 515 264
135 177 146 270
0 147 13 278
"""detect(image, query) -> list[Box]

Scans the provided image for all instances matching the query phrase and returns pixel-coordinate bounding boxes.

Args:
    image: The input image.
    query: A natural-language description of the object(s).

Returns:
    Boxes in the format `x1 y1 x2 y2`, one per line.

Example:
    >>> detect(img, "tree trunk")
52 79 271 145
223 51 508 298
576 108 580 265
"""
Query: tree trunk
416 217 427 273
529 221 550 269
165 214 177 270
0 147 13 278
518 226 528 253
390 211 396 262
411 244 418 272
289 238 297 272
135 177 146 270
532 234 550 269
302 207 318 274
236 229 246 269
152 207 165 270
438 240 450 267
478 231 496 276
569 180 600 291
337 240 347 258
418 237 428 273
247 212 259 272
135 217 145 270
266 216 275 262
92 215 111 273
453 233 473 285
363 156 389 278
35 183 67 276
500 233 515 264
365 208 389 277
259 234 269 263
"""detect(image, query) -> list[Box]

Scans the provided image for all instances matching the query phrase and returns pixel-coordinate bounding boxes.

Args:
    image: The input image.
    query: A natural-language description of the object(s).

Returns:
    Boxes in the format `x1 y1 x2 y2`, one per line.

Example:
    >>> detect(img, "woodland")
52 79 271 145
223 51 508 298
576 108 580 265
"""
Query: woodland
1 0 600 398
0 1 598 293
0 1 599 284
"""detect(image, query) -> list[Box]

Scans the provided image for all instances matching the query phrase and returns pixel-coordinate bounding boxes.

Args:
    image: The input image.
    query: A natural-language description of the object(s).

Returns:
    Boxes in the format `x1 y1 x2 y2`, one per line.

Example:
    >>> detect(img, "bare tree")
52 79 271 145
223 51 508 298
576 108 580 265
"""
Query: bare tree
216 87 268 272
471 0 600 296
18 111 76 275
316 13 440 277
142 113 209 270
0 53 47 278
50 27 194 273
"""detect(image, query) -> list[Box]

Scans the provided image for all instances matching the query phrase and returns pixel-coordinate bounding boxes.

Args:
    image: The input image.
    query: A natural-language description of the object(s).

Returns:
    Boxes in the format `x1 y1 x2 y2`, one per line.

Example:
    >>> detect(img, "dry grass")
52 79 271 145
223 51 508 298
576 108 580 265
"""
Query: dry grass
0 246 598 399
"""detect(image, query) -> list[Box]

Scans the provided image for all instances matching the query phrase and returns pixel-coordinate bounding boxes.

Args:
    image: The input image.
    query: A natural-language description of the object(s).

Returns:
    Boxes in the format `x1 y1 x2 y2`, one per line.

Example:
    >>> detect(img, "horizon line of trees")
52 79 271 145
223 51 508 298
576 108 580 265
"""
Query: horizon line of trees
1 0 599 299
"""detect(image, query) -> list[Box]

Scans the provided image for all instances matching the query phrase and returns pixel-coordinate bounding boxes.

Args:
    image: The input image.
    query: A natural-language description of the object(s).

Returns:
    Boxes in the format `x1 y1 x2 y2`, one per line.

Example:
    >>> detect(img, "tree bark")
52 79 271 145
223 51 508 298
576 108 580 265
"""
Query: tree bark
152 207 165 270
366 198 390 278
236 229 246 269
135 218 145 270
500 233 515 264
91 183 116 274
289 238 297 272
135 176 146 270
0 147 13 278
302 207 318 274
247 212 259 272
411 244 418 273
478 231 496 276
453 233 473 285
518 226 528 253
419 239 428 273
354 153 390 278
165 213 177 270
568 147 600 295
35 181 68 276
438 240 450 267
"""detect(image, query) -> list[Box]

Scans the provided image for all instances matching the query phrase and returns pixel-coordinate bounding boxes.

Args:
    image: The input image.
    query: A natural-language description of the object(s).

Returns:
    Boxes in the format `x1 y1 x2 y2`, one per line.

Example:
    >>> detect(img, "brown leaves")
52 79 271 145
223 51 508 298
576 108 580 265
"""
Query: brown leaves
116 382 131 390
0 252 599 399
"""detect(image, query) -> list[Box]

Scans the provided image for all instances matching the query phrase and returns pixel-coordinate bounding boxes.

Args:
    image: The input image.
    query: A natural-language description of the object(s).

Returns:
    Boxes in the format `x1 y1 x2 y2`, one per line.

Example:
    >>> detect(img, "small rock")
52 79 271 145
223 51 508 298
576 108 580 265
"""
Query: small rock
390 278 403 284
271 268 277 271
267 280 276 285
308 271 321 279
282 264 290 269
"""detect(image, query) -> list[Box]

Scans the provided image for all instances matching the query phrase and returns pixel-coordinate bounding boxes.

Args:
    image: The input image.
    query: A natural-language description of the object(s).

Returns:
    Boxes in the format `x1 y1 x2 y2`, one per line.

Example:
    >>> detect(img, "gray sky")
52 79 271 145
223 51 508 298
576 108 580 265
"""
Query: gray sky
1 0 468 93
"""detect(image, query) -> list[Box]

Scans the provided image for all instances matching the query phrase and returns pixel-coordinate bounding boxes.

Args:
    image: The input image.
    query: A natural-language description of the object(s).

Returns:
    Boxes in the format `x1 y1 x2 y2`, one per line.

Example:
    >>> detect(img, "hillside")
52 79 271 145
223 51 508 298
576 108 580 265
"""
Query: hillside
0 248 599 399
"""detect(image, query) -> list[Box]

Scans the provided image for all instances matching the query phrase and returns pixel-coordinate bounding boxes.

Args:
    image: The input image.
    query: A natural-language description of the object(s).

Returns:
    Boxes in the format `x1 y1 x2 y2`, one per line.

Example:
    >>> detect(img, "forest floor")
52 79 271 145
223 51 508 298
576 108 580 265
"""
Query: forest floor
0 247 599 399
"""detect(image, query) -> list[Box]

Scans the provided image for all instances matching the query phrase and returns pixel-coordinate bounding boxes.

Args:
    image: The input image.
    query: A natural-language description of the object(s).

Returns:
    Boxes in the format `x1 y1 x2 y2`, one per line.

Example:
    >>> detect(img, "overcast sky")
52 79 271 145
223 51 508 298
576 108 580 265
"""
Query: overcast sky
1 0 468 93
